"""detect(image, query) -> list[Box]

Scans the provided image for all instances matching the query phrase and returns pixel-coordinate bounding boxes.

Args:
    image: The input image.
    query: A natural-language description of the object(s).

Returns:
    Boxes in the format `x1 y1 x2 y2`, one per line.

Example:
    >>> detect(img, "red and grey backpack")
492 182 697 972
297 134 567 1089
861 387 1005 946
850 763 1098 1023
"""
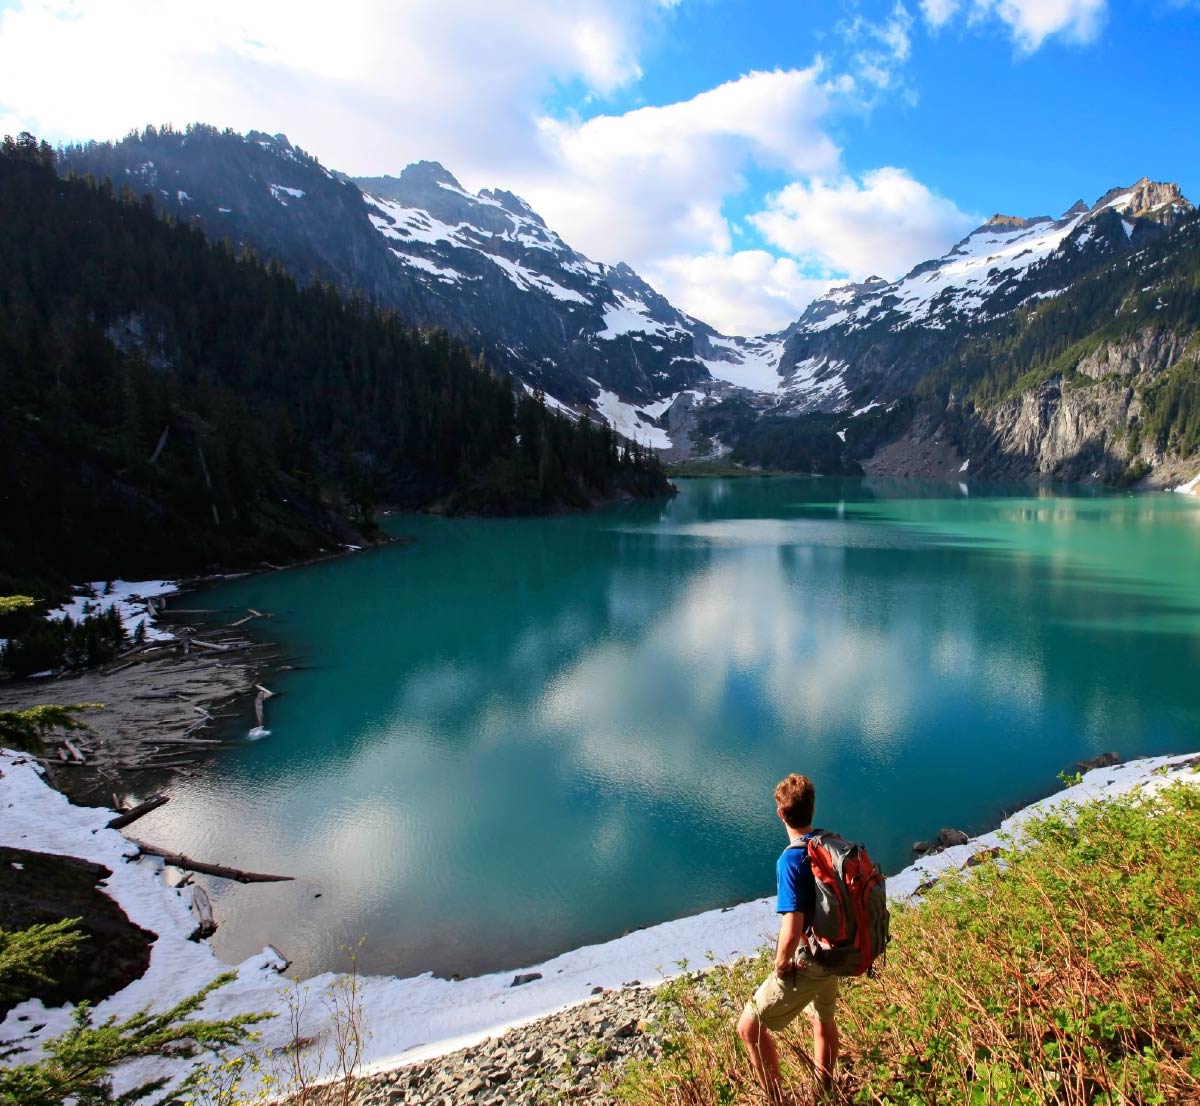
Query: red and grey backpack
789 830 890 977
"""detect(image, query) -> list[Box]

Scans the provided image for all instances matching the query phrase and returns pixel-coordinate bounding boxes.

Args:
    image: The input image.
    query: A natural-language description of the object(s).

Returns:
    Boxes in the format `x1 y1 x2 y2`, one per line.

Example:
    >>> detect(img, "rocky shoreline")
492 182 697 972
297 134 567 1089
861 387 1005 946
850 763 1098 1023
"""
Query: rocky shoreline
353 985 672 1106
0 602 275 804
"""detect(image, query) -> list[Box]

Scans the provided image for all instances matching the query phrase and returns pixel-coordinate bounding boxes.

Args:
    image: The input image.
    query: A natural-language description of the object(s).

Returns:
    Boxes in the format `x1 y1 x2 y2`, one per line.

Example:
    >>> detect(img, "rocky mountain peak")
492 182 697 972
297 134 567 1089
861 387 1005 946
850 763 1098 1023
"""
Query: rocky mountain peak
984 213 1029 230
1090 178 1192 218
1062 200 1089 217
399 160 462 189
975 212 1054 235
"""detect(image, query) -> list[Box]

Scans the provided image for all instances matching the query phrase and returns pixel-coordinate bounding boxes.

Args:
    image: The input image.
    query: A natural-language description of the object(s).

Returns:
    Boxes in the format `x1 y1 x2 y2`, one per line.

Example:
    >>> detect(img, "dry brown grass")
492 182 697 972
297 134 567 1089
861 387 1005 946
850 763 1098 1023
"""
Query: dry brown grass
617 777 1200 1106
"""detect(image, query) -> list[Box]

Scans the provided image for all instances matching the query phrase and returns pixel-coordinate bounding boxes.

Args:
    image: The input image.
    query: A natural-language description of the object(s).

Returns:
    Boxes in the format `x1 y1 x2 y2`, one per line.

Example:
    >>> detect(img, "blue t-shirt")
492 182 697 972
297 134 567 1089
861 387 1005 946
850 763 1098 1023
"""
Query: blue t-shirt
776 838 816 918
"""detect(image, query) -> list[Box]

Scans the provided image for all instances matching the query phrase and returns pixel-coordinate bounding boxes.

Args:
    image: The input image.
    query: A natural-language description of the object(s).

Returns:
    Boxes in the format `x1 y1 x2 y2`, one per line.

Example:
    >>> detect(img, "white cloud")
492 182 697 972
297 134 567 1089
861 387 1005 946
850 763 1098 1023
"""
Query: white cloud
515 67 842 267
920 0 960 25
843 2 914 91
921 0 1107 50
0 0 655 174
645 250 837 336
749 168 977 279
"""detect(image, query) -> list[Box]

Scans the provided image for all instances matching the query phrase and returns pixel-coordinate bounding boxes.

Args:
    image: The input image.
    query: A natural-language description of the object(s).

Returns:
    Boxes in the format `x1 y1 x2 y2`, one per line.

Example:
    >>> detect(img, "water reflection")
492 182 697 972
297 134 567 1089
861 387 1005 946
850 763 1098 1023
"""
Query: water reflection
140 478 1200 980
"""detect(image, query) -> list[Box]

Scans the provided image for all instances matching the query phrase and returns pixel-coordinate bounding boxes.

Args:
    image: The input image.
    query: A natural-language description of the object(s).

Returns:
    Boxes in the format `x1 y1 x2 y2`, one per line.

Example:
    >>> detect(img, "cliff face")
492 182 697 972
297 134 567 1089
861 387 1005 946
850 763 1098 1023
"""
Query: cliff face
971 326 1197 483
972 377 1143 481
863 325 1200 485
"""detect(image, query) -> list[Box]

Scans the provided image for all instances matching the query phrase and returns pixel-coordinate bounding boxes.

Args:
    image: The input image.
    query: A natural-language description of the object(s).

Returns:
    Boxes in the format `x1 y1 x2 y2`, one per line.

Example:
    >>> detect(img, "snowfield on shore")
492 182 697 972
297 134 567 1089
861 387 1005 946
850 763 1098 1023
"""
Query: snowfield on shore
1 750 1198 1096
49 579 179 642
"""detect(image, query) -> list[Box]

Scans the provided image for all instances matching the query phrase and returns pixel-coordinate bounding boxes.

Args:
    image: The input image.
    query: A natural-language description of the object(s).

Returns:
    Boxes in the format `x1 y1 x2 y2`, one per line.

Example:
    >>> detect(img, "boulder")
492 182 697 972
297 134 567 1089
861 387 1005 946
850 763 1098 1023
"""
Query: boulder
1076 751 1120 772
936 827 970 848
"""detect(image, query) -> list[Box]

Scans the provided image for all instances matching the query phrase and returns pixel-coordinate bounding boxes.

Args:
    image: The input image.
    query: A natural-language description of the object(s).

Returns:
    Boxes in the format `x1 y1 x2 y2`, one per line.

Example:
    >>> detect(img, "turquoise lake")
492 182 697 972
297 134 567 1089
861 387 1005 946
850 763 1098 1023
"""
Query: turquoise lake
141 477 1200 981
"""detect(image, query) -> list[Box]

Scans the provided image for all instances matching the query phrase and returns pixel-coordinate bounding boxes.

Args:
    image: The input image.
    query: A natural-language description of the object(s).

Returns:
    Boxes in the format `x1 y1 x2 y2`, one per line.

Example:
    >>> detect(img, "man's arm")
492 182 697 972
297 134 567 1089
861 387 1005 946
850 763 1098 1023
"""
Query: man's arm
774 911 808 976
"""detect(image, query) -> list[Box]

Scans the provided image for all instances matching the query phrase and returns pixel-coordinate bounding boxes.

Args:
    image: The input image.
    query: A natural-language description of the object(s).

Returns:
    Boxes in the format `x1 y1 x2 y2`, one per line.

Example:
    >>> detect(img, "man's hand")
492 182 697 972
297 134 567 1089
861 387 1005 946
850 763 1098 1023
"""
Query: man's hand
774 911 807 979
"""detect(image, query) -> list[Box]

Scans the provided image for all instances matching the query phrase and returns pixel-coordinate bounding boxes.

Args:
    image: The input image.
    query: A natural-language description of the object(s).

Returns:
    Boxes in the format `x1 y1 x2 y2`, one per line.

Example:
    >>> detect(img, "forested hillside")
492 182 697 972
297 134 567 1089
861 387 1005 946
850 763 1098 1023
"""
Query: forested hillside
0 135 670 588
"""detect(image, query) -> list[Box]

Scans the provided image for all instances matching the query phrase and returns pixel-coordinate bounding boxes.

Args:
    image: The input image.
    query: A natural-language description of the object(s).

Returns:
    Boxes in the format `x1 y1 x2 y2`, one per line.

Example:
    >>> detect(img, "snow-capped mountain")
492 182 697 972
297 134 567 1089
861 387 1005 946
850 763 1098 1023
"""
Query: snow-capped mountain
58 128 1196 472
59 128 780 451
768 177 1194 415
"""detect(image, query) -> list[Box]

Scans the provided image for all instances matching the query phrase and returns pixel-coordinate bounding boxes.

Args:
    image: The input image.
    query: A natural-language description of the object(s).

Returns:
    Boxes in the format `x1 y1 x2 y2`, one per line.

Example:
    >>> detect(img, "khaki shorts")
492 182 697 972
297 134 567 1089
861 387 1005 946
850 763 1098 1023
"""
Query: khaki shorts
743 958 839 1030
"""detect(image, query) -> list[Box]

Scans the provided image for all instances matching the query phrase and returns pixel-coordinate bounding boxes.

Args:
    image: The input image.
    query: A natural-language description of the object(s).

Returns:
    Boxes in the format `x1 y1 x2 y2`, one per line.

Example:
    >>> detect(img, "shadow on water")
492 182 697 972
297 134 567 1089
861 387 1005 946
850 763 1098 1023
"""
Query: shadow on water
138 478 1200 980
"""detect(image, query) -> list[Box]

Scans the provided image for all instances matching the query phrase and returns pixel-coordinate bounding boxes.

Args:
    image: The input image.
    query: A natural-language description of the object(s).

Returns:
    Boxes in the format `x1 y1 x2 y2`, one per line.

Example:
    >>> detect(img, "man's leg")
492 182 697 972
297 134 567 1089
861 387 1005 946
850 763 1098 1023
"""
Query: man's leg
737 1008 784 1101
810 1015 840 1093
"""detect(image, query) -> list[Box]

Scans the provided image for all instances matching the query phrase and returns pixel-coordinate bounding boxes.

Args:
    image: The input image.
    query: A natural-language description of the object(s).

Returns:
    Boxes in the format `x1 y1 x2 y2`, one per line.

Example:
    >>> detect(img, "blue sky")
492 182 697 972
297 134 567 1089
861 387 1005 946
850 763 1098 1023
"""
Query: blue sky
1 0 1197 333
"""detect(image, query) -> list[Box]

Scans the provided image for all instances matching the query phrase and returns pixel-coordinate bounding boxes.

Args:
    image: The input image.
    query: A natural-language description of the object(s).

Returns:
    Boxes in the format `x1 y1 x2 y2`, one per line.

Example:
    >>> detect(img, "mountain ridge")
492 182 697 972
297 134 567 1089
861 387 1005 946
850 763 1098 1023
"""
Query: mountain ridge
53 125 1199 480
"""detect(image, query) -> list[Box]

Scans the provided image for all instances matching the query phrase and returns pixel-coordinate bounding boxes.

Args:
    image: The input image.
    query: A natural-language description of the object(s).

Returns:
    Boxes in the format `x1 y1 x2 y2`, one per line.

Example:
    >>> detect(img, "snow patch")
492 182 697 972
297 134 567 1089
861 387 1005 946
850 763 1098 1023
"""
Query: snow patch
638 394 679 419
589 381 672 449
521 383 578 420
365 194 461 247
49 580 177 642
1173 472 1200 495
698 337 785 393
779 356 849 408
486 254 588 304
391 252 466 284
596 292 672 340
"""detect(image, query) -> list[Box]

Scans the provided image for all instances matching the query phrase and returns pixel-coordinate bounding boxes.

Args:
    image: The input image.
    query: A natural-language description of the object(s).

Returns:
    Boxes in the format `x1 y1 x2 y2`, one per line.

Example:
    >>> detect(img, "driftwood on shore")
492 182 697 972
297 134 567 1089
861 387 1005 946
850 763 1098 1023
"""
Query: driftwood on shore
191 883 217 937
130 839 294 883
253 684 276 729
2 593 294 802
106 794 169 829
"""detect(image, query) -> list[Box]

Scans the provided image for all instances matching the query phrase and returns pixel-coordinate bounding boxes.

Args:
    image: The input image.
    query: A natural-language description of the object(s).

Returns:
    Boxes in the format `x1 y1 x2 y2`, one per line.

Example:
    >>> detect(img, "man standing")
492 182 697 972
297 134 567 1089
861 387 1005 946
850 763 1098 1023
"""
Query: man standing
736 773 840 1103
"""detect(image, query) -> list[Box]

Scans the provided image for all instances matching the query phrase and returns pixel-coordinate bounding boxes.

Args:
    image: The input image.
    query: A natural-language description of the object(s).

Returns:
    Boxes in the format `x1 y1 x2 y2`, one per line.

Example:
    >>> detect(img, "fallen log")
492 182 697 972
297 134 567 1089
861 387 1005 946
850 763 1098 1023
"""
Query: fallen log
130 840 293 883
63 739 86 764
106 794 169 829
253 684 276 730
103 660 140 677
190 639 233 652
191 884 217 938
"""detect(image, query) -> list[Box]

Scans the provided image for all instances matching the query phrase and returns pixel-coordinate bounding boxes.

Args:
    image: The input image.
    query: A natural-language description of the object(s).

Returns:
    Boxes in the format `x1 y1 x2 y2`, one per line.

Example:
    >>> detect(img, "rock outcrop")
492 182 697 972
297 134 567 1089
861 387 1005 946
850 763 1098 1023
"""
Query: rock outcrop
349 984 670 1106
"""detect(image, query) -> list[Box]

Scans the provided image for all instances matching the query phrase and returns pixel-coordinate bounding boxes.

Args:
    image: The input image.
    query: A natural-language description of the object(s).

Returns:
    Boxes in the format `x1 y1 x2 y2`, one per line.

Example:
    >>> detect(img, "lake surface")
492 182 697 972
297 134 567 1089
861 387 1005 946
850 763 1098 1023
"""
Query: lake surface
141 478 1200 981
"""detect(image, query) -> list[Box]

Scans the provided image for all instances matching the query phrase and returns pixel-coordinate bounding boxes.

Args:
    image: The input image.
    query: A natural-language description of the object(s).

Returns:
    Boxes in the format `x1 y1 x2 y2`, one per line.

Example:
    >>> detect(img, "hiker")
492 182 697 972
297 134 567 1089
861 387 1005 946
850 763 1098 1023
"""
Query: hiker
736 773 839 1102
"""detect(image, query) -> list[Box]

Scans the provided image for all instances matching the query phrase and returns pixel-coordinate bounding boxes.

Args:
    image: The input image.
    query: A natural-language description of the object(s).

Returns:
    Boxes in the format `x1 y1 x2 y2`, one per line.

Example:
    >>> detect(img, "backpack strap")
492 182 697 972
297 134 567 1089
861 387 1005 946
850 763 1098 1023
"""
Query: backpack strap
786 829 822 851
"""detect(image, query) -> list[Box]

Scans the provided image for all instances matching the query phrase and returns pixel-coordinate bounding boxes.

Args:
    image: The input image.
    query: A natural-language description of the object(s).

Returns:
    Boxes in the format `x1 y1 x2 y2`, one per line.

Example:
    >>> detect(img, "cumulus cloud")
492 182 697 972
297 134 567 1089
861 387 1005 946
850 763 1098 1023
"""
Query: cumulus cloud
516 67 842 266
921 0 1108 51
0 0 655 175
749 168 977 279
644 251 837 337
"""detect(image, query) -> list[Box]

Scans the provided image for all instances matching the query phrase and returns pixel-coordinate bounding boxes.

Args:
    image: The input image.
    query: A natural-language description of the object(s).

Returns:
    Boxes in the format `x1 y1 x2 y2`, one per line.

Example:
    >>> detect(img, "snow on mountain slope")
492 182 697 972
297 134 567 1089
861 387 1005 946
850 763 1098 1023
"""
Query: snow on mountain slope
58 129 1195 458
697 336 787 392
772 177 1194 414
354 162 793 435
883 213 1087 329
